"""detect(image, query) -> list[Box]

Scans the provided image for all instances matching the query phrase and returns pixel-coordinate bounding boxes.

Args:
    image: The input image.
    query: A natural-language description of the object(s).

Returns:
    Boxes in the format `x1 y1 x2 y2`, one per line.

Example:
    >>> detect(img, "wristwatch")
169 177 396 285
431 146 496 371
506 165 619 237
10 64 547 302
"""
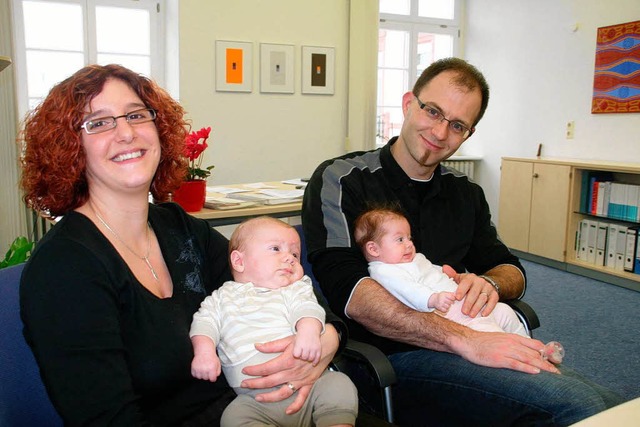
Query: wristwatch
480 275 500 296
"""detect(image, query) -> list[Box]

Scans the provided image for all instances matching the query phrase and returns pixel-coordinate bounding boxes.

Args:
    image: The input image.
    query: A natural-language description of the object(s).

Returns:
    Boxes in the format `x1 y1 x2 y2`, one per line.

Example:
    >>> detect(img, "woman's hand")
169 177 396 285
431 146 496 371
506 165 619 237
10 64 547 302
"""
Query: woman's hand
240 324 340 414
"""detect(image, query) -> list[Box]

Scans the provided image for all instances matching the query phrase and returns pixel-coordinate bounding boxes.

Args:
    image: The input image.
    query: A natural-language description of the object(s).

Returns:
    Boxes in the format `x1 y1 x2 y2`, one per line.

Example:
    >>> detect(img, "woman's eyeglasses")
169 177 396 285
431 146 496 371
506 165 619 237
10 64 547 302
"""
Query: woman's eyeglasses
80 108 156 135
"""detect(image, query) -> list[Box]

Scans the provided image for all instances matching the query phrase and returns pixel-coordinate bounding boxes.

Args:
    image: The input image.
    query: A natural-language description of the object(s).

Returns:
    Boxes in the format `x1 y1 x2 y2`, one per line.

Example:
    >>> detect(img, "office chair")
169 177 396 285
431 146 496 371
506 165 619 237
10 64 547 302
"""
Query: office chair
294 224 397 423
0 263 63 426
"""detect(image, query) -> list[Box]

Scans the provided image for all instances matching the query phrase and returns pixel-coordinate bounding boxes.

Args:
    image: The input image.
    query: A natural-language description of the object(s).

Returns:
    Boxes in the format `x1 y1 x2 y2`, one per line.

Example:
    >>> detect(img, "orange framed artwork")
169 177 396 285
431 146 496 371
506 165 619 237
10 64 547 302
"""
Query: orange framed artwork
592 20 640 114
216 41 253 92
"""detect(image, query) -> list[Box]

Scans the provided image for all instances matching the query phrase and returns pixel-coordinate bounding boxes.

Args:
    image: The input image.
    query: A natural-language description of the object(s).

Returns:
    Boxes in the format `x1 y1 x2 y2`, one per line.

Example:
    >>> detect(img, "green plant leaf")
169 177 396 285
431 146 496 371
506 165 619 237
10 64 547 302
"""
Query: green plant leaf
0 236 35 269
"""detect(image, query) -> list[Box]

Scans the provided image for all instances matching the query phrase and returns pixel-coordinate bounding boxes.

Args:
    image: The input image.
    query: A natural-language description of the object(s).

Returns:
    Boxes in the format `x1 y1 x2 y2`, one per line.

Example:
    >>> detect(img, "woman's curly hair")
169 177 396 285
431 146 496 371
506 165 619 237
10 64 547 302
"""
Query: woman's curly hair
20 64 189 217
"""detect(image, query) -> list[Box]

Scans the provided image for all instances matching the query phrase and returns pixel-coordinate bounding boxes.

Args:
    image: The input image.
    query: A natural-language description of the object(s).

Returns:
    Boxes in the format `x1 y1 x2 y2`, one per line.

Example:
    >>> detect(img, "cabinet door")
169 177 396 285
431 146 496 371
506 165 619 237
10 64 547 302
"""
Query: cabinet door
498 160 533 252
528 163 571 261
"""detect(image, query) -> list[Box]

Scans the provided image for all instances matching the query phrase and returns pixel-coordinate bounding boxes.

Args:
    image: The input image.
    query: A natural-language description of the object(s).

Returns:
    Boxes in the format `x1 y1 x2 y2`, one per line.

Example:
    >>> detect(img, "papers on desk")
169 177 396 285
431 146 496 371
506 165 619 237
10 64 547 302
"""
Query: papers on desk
282 178 308 188
204 197 256 210
228 189 304 205
205 179 306 209
206 186 251 195
242 182 277 189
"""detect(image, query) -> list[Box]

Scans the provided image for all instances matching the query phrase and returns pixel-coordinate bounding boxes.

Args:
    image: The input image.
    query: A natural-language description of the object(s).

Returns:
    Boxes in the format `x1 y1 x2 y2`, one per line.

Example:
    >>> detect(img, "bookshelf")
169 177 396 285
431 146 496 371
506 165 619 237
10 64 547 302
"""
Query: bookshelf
499 157 640 292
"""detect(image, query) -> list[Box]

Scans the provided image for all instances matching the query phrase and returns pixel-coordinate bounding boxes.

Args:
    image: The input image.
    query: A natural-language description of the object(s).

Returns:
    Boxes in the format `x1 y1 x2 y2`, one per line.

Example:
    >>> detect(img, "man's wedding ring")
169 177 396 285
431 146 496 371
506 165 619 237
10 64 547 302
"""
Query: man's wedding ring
287 382 296 393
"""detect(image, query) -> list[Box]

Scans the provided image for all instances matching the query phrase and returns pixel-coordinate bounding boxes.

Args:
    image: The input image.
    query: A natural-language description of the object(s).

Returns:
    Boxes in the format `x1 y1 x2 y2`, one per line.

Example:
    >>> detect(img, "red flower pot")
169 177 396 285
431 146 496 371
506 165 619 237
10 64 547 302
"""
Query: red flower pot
173 180 206 212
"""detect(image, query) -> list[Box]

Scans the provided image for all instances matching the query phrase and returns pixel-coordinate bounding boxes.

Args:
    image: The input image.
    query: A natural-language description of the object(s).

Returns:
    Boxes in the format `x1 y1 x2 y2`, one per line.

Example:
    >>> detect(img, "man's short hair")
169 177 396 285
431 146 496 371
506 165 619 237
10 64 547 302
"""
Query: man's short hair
412 57 490 127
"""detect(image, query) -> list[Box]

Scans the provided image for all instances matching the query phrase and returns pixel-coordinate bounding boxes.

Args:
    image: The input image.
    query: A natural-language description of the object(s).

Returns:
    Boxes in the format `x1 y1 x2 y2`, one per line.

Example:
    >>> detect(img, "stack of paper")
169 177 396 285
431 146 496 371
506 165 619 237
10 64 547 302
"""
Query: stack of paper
228 189 304 205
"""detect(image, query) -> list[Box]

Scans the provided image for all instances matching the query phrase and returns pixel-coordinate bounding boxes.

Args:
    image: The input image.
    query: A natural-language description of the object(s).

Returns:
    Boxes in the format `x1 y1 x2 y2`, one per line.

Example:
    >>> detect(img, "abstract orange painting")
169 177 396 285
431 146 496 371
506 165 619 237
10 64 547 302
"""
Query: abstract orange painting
225 48 243 84
215 41 252 92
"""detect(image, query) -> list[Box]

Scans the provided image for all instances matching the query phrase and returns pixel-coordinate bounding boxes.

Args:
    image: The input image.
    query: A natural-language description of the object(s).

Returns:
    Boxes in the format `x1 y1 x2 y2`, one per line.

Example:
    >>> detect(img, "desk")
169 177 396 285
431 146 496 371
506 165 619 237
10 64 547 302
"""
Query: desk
189 181 303 227
569 397 639 426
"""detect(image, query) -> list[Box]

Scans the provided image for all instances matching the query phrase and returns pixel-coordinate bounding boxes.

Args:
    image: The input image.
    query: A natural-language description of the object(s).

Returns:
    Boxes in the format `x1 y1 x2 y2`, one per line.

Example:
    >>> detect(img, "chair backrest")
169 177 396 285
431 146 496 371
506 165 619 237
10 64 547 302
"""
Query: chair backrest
294 224 319 285
0 263 63 426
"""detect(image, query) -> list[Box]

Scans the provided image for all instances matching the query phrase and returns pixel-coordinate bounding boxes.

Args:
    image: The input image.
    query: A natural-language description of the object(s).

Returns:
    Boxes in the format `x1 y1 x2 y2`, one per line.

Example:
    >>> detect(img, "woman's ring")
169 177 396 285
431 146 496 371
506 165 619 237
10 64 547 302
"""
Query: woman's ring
287 382 296 393
480 292 489 297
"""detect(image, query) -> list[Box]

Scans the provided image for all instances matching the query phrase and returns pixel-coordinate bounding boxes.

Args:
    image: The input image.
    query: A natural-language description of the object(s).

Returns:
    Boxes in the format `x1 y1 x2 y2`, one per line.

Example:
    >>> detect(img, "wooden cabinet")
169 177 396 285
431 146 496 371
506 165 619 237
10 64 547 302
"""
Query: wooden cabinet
498 158 571 261
499 157 640 291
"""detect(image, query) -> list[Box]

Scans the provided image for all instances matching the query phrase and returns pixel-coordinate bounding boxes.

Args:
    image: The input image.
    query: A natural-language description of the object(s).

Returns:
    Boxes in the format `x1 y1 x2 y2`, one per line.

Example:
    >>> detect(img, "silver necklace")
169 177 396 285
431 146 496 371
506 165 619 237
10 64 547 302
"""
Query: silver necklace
92 207 159 281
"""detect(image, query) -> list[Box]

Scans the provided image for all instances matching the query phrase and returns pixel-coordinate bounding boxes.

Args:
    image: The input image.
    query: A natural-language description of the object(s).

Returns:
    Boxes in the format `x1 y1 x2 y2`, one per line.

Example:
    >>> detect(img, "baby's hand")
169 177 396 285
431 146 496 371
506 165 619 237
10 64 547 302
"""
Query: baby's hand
191 353 222 382
294 317 323 365
541 341 565 365
429 291 456 312
293 335 322 365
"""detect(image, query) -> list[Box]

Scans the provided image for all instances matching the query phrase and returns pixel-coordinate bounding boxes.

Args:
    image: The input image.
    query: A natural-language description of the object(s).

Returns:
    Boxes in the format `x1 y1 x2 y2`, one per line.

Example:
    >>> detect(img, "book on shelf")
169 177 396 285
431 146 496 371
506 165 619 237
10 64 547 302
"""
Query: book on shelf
580 171 640 223
577 219 589 261
605 223 619 268
615 226 627 271
608 182 625 220
595 222 608 266
626 185 639 222
582 171 614 214
623 226 639 272
601 181 611 216
576 218 640 274
586 219 598 264
635 230 640 273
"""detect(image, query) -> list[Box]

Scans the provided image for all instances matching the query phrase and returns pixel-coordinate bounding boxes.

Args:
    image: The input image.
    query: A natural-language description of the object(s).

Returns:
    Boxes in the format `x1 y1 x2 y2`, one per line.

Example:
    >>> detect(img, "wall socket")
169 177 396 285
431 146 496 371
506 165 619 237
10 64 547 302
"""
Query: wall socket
566 121 575 139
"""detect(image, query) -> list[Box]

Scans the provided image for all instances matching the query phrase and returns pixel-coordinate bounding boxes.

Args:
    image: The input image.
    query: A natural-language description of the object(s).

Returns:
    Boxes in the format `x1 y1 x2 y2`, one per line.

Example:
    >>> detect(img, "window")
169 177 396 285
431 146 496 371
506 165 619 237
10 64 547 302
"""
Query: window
377 0 462 146
12 0 163 117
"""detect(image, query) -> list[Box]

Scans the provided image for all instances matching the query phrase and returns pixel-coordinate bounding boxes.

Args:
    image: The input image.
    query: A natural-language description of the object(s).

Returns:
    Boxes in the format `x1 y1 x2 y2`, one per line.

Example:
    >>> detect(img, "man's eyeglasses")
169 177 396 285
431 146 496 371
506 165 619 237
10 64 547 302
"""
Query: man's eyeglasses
80 108 157 135
414 96 474 140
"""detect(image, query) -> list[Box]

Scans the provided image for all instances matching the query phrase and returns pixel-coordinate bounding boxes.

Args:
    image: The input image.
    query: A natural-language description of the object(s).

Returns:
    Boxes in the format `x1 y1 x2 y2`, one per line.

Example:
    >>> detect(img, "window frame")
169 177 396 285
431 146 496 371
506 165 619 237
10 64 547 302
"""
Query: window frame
377 0 464 146
11 0 164 118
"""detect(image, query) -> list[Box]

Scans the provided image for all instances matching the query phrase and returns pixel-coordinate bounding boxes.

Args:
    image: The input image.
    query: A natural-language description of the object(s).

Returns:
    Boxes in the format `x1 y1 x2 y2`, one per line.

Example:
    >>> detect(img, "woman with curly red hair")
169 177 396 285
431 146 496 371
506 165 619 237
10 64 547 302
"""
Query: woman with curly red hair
19 64 343 425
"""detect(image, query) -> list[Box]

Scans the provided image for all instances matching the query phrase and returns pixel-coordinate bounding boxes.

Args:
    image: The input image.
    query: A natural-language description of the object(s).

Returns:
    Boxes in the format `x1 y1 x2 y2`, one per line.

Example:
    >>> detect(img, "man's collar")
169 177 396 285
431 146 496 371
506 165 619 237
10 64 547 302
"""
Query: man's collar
381 137 442 191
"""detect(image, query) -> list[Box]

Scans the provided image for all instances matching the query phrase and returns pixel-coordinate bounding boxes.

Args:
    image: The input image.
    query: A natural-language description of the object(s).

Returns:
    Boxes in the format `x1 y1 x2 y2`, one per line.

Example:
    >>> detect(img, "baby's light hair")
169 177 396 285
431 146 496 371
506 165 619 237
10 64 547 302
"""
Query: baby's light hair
228 216 294 257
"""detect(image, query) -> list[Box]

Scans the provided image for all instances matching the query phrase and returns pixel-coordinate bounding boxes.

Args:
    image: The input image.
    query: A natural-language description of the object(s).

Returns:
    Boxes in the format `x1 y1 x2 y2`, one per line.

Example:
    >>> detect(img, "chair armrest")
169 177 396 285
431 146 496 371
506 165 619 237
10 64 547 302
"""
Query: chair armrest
332 339 397 423
506 299 540 331
334 339 397 388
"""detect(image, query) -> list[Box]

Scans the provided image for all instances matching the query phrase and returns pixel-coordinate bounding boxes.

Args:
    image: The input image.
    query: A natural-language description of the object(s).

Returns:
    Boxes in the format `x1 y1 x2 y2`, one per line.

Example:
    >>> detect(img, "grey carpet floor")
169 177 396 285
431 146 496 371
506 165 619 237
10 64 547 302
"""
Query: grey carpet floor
520 259 639 402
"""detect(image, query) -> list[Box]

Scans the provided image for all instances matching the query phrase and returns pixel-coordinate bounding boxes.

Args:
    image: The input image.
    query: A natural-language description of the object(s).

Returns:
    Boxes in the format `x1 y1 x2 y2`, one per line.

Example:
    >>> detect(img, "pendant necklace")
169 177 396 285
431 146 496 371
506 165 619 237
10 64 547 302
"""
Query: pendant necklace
92 206 159 282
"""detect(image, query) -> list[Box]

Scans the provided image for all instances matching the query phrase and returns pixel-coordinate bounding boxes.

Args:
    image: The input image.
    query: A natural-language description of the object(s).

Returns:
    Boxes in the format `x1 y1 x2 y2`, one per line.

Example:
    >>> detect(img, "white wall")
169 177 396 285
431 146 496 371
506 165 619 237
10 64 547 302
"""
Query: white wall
179 0 350 186
464 0 640 223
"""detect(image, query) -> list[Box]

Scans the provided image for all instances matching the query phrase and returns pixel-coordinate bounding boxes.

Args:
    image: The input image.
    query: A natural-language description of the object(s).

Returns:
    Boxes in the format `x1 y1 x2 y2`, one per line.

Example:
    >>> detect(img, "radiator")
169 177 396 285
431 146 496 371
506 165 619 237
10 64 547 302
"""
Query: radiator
442 160 475 179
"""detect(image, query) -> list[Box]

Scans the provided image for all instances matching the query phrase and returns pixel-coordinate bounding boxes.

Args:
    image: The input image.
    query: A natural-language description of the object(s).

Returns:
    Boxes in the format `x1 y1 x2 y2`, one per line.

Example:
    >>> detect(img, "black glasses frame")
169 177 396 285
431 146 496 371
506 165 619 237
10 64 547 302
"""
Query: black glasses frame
414 96 474 139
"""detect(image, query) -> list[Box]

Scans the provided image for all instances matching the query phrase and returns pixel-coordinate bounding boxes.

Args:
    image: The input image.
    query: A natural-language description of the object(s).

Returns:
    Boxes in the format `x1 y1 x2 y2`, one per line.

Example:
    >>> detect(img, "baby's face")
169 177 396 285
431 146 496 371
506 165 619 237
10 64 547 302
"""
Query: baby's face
375 218 416 264
236 223 304 289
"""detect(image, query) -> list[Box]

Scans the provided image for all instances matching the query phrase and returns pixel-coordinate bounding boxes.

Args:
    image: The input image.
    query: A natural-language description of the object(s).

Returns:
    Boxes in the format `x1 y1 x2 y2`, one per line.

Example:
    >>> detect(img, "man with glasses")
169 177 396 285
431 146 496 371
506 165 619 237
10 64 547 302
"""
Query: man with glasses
301 57 621 425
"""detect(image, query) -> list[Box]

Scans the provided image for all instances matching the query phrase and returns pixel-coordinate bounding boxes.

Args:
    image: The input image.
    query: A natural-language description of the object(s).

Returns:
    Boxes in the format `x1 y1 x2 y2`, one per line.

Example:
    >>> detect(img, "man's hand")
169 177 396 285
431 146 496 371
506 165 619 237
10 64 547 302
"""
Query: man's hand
442 265 499 317
456 329 561 374
240 324 339 415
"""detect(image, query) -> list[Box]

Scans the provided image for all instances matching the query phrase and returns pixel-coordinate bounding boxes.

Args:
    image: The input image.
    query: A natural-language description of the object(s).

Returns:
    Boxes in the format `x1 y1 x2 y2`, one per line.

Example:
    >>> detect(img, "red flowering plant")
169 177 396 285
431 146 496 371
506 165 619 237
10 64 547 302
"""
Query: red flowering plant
183 126 214 181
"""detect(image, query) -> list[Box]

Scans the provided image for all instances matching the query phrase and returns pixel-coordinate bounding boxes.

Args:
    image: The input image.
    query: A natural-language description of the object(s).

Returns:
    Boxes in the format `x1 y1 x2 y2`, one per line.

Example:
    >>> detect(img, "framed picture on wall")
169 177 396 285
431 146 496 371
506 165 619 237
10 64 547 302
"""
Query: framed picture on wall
591 20 640 114
301 46 335 95
215 40 253 92
260 43 295 94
